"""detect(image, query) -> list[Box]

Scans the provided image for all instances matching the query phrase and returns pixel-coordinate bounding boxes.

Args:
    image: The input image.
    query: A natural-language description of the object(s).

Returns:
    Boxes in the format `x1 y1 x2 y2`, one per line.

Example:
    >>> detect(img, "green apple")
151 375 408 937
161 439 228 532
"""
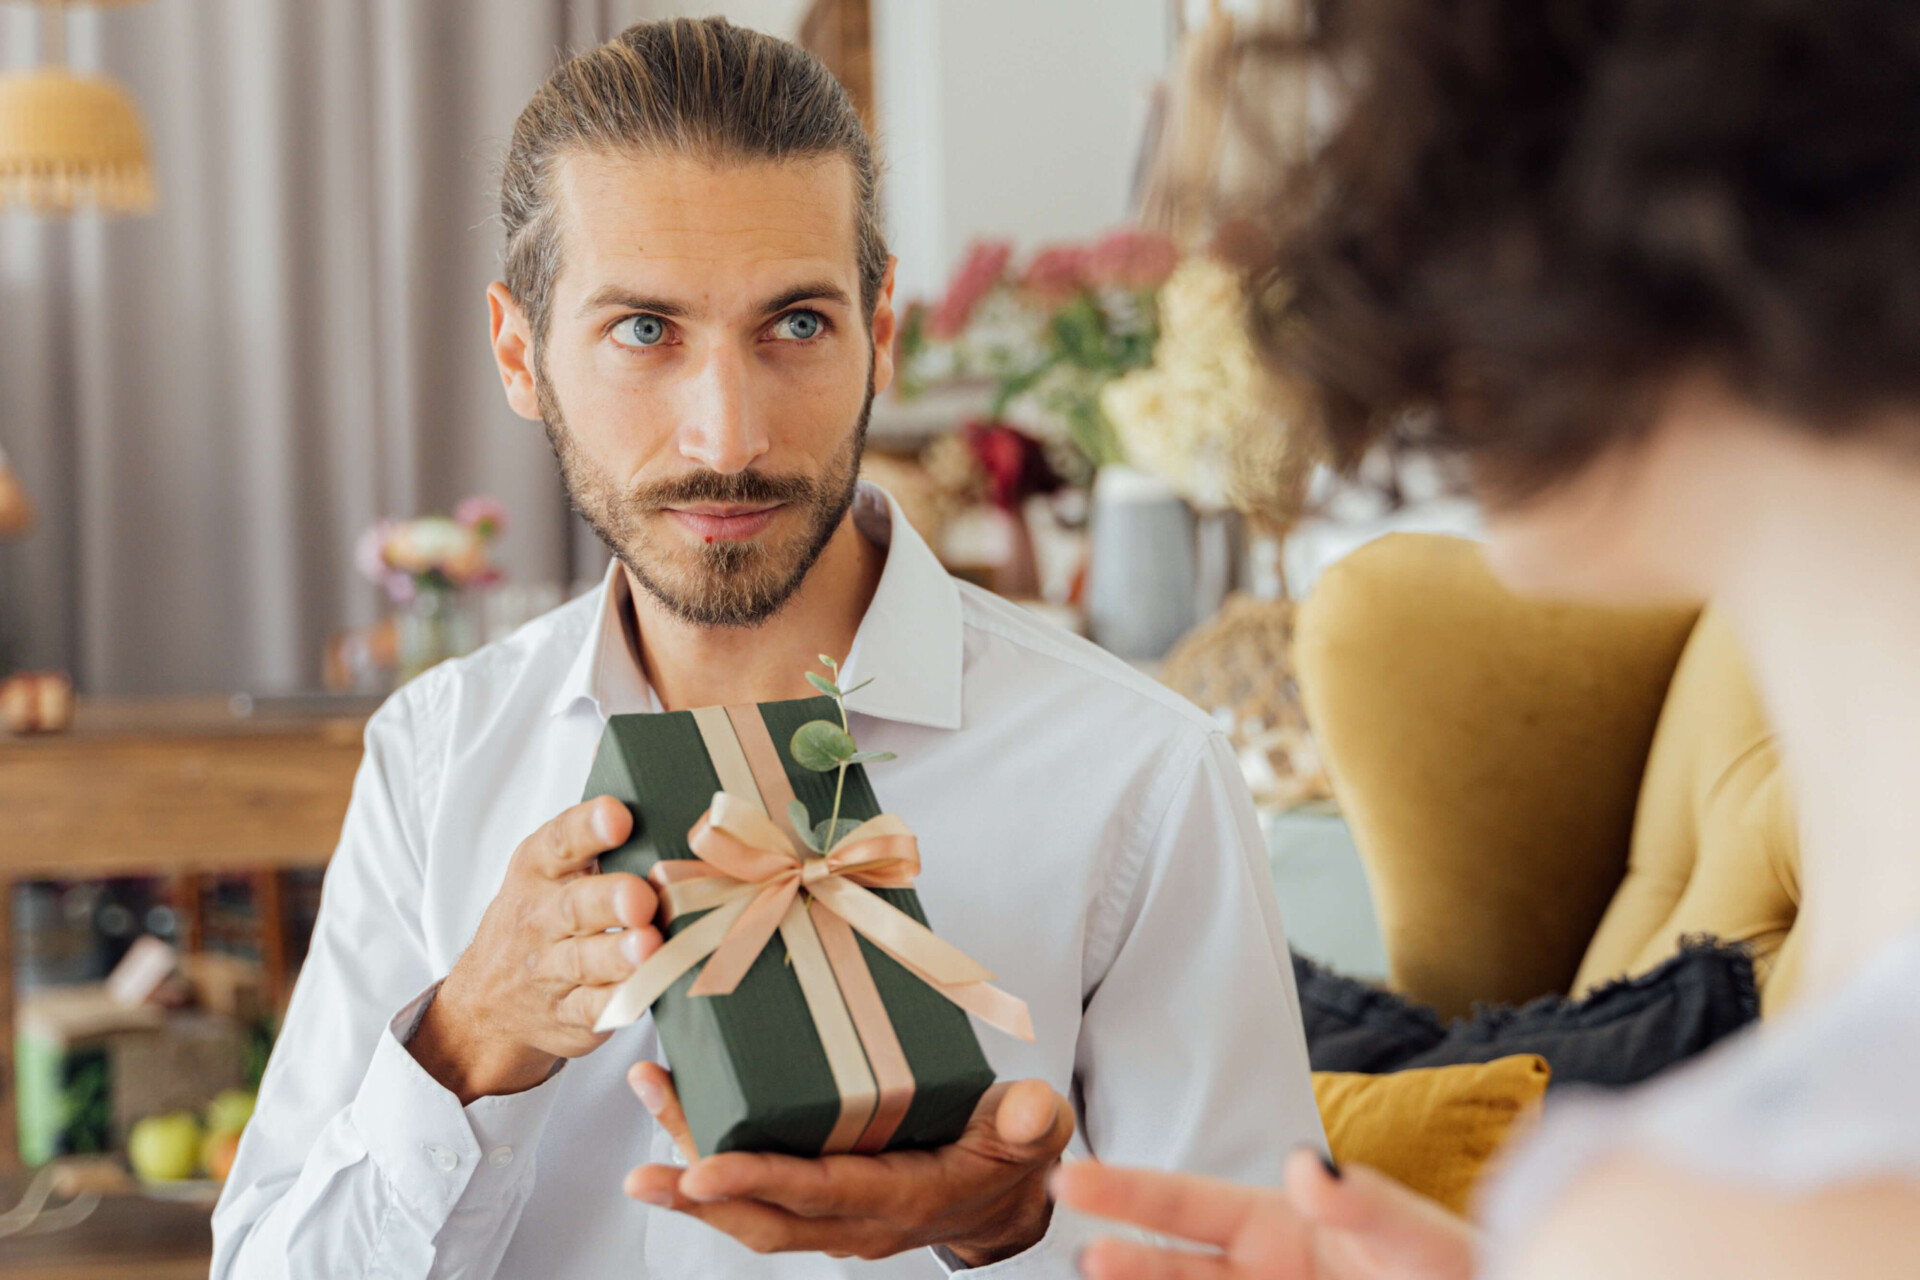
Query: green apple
128 1111 202 1182
205 1088 256 1136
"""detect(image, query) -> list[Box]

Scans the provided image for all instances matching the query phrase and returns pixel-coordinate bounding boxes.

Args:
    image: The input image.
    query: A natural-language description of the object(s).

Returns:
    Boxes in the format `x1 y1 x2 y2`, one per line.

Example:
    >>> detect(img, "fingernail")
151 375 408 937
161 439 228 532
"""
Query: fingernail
621 932 644 964
593 802 619 845
633 1072 665 1114
1319 1152 1343 1180
636 1188 673 1207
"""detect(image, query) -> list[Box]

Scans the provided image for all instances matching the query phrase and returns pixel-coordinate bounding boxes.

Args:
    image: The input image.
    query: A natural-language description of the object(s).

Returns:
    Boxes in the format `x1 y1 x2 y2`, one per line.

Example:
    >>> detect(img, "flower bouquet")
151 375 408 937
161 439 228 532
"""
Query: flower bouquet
897 228 1178 474
356 496 507 681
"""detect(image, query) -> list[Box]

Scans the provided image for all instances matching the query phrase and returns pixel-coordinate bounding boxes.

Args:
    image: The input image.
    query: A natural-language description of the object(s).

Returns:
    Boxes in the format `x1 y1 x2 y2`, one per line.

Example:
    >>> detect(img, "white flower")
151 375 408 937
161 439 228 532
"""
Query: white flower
1101 257 1280 512
385 517 485 579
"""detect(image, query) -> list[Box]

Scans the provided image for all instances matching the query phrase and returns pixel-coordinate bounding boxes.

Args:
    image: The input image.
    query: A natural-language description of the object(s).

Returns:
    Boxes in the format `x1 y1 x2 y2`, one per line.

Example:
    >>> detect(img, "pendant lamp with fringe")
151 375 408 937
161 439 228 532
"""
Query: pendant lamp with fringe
0 0 156 215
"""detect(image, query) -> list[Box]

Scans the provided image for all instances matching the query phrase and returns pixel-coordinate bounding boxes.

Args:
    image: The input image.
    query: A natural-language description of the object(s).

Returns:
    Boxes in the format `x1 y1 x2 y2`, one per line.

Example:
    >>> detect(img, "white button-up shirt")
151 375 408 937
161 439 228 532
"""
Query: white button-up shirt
212 485 1323 1279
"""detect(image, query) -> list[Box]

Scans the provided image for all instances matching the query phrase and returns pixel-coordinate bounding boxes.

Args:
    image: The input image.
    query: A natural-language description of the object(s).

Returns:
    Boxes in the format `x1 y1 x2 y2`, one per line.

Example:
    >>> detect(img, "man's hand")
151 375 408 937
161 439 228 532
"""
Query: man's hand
1054 1149 1480 1280
408 796 661 1104
624 1061 1074 1266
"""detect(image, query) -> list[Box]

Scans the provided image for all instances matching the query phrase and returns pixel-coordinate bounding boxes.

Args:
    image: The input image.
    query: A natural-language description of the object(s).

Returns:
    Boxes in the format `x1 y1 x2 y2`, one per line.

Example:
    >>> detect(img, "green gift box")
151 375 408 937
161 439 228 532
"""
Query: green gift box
582 695 999 1158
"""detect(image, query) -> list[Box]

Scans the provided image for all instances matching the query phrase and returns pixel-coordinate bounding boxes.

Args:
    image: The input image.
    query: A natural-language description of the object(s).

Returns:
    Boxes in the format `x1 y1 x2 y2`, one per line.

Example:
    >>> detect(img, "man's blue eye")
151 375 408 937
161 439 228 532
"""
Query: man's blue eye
616 315 668 347
774 310 823 340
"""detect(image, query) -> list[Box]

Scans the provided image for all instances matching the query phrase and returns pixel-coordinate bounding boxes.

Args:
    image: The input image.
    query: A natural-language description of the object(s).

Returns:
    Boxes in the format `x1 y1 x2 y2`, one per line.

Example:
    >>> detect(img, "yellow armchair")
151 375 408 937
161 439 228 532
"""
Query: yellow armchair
1293 534 1803 1021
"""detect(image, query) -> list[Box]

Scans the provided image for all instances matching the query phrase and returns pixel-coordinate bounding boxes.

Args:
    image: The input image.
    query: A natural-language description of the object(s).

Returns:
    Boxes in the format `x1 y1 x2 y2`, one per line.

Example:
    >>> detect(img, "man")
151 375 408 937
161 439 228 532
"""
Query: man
212 17 1321 1278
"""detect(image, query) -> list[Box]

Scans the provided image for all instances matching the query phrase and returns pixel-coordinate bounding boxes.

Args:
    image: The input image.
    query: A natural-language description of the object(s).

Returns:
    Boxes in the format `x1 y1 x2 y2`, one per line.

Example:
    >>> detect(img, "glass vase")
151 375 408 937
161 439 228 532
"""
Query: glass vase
395 586 479 684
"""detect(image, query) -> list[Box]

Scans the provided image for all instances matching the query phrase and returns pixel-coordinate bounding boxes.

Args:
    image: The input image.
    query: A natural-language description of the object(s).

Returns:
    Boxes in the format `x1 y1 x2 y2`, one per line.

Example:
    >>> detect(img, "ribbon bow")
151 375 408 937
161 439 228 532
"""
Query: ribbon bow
594 792 1034 1041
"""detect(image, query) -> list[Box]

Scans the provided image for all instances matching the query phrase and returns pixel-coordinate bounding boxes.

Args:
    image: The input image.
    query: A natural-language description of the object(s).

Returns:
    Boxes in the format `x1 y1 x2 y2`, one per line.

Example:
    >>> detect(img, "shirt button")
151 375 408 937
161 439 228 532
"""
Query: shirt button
488 1146 514 1168
426 1143 459 1173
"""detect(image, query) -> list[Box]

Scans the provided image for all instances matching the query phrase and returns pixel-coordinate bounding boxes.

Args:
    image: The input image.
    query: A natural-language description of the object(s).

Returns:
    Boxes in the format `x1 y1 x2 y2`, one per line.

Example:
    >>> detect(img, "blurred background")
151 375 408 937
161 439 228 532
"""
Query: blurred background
0 1 1473 1268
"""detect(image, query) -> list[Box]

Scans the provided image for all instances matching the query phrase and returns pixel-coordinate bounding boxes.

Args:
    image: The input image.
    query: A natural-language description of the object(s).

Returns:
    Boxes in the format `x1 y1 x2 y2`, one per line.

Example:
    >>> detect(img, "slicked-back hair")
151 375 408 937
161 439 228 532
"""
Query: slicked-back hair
500 17 885 356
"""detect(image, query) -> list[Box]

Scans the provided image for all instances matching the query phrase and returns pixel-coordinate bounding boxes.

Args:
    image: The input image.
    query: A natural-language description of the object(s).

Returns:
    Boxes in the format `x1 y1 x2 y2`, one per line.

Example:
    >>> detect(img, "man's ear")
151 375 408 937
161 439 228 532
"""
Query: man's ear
488 282 545 422
869 256 899 398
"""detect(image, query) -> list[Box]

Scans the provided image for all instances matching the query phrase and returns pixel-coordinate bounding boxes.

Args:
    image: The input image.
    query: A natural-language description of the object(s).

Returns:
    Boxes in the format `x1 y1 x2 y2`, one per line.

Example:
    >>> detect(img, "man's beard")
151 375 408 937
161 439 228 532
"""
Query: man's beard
539 363 873 629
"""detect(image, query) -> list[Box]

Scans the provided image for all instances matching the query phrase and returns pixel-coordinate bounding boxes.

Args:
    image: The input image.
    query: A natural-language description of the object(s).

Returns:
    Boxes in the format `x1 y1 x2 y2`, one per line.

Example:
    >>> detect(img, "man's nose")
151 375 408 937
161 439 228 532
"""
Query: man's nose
675 345 769 475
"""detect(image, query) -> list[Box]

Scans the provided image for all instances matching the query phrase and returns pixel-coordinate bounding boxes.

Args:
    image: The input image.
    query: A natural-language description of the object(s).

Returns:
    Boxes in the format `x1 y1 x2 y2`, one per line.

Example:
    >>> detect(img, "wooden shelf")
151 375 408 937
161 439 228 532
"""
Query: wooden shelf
0 696 370 1172
0 697 371 880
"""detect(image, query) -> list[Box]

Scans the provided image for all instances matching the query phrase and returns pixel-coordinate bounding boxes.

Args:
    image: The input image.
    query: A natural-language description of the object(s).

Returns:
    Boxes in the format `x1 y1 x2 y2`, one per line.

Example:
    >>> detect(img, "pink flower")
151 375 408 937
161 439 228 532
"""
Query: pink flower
355 520 398 585
1019 245 1093 304
383 571 417 605
930 240 1014 339
1086 228 1177 292
455 494 508 540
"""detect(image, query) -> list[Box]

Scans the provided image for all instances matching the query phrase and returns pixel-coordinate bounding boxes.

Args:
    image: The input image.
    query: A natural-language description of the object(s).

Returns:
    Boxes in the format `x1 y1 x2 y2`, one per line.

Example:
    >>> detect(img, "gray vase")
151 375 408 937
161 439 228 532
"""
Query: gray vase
1086 465 1198 659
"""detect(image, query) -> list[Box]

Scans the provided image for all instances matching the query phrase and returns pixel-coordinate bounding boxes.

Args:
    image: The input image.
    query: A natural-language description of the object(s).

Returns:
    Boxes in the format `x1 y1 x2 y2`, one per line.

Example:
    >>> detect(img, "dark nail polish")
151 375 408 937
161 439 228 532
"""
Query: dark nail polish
1320 1152 1343 1180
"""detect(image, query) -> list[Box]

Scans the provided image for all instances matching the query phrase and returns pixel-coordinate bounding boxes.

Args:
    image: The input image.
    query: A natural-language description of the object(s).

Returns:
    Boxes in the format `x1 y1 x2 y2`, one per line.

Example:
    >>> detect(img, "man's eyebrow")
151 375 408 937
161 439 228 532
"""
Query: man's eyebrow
576 287 694 319
758 282 852 315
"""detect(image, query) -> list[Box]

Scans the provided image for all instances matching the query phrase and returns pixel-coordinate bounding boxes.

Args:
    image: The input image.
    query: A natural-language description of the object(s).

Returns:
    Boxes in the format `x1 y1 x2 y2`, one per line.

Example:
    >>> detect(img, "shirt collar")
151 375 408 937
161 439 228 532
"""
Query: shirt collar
548 481 964 730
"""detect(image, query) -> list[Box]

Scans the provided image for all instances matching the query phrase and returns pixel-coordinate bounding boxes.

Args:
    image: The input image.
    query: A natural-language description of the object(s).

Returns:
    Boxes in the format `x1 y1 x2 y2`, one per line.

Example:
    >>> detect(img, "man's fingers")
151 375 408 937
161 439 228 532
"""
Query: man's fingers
541 929 657 988
631 1061 700 1164
677 1079 1070 1220
555 981 620 1032
527 797 632 878
993 1078 1073 1156
625 1164 893 1259
679 1147 922 1219
538 872 655 939
1076 1236 1230 1280
1053 1162 1286 1250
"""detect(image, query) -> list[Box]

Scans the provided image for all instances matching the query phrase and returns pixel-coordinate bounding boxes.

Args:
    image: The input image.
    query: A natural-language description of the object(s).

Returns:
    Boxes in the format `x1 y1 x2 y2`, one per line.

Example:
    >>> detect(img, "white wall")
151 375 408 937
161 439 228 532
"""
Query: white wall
874 0 1173 302
644 0 810 38
645 0 1178 303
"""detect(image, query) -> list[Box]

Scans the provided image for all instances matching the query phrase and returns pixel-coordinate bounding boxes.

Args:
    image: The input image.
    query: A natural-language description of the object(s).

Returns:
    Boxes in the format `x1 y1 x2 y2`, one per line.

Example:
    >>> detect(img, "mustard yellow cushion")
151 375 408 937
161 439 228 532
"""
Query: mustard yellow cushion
1313 1054 1550 1215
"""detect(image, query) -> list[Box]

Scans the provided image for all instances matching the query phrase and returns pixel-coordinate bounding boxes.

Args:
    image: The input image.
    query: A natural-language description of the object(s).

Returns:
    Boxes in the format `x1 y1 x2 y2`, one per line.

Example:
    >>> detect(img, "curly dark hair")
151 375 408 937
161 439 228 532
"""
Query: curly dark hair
1234 0 1920 502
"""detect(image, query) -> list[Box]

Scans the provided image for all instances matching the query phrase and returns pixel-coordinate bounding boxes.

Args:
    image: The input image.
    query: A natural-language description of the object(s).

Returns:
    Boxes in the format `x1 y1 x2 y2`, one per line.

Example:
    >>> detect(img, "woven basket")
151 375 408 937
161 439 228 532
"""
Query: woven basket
1160 593 1332 811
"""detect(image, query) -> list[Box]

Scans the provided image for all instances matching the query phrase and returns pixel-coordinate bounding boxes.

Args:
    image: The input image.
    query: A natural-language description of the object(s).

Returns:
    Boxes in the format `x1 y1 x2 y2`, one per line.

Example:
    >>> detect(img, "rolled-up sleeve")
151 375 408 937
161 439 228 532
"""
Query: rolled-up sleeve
211 687 563 1279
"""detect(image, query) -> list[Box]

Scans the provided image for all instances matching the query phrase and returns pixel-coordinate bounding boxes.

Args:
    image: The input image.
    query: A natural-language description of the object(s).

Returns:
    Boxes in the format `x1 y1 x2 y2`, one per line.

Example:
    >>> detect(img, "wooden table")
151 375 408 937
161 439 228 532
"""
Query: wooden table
0 696 372 1174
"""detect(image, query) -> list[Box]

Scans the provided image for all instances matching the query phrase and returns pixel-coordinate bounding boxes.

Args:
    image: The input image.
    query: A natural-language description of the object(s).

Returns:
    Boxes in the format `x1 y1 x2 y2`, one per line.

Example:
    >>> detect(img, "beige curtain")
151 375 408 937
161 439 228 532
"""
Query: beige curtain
0 0 661 694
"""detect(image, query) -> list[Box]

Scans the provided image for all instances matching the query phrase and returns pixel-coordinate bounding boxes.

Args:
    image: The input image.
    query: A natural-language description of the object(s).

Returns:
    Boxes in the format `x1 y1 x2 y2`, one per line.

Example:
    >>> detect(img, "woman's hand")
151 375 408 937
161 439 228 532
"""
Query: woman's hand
1054 1149 1480 1280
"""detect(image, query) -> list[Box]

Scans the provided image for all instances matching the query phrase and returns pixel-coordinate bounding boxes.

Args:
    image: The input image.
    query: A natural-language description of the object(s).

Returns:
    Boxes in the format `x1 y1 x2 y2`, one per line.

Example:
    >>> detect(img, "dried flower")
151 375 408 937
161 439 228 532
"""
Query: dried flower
1102 257 1296 513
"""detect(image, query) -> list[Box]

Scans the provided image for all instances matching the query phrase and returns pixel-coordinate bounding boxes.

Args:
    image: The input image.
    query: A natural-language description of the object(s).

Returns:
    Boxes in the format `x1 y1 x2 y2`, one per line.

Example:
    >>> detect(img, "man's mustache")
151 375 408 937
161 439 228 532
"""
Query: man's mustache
627 469 820 511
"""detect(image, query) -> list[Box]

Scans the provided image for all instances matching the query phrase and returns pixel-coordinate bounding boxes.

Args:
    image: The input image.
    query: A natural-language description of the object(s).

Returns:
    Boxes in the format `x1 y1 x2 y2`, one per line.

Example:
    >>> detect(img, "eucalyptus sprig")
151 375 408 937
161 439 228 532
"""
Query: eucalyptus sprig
788 655 895 854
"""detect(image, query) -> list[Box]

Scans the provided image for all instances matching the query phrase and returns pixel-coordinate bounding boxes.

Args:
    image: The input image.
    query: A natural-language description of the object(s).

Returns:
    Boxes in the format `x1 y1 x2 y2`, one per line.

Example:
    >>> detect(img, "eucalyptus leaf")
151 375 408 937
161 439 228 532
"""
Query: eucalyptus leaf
818 654 838 672
786 799 820 850
805 671 842 699
845 750 896 765
840 677 875 698
790 720 857 772
813 817 863 852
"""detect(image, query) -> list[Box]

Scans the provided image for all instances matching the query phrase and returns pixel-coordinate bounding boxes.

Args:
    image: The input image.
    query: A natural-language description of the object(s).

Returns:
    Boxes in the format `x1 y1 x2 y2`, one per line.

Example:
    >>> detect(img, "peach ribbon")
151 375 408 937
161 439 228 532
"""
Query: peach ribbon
592 703 1033 1155
593 791 1036 1043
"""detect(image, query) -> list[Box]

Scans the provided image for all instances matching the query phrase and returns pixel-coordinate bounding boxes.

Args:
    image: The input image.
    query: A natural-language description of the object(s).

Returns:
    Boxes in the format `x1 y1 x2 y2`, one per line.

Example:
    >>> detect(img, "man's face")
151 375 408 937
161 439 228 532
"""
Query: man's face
491 151 895 628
